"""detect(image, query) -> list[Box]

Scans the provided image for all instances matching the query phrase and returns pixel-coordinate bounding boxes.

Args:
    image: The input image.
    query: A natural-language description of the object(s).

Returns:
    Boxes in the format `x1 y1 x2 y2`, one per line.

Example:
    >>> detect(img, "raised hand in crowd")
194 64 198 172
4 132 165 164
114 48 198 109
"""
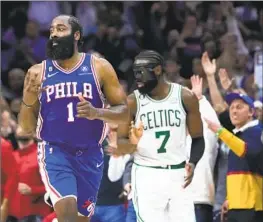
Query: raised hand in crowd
201 52 216 77
190 75 203 100
218 68 235 92
1 110 17 138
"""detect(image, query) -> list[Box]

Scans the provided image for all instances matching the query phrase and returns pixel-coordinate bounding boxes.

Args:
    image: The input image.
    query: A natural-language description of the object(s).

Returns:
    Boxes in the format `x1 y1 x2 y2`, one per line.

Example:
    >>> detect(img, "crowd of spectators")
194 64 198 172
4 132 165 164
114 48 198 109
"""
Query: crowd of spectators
1 1 262 222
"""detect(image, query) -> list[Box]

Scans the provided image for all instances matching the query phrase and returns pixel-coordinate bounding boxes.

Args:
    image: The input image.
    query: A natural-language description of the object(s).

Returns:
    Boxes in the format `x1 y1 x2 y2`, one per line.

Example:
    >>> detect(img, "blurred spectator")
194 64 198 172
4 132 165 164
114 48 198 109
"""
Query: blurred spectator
1 138 19 222
217 33 239 74
235 2 258 23
254 100 263 125
7 68 26 100
122 158 137 222
206 93 263 222
27 2 61 33
91 130 126 222
19 20 48 64
1 110 18 149
1 27 18 72
0 96 11 112
213 143 229 222
177 14 203 78
7 127 51 222
186 76 219 222
165 59 184 85
76 2 97 37
206 3 226 38
202 39 217 59
10 98 22 119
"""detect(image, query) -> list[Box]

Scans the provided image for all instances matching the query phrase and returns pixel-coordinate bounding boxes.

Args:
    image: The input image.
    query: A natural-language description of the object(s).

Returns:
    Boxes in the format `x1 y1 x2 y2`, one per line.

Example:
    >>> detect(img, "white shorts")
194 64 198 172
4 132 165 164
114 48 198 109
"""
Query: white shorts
131 163 196 222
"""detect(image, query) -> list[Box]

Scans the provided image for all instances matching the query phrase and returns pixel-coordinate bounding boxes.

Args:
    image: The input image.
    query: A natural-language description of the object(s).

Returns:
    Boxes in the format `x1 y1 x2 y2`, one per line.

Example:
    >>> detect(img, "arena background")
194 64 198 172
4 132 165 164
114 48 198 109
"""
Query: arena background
1 1 263 222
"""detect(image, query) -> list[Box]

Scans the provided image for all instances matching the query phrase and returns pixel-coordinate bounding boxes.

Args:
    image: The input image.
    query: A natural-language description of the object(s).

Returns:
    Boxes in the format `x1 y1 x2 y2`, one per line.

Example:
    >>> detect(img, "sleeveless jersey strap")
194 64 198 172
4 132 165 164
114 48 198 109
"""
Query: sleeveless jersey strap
178 85 187 115
133 90 141 124
43 59 55 80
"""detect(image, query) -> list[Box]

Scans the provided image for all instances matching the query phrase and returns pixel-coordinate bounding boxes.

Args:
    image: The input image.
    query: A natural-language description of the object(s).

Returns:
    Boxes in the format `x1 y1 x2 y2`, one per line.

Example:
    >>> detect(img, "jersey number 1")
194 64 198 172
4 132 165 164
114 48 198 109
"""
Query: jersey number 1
67 102 75 122
155 130 170 153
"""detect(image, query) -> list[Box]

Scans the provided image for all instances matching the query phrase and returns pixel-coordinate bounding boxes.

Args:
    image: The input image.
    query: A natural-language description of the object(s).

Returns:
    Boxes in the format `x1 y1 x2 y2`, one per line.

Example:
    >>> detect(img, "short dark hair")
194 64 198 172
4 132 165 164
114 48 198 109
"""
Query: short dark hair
68 15 83 48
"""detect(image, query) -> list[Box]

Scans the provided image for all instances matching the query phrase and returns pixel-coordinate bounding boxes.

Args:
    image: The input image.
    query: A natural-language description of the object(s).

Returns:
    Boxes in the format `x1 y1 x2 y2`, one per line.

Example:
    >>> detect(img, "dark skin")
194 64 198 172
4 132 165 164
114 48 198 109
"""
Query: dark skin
114 65 203 188
18 15 128 222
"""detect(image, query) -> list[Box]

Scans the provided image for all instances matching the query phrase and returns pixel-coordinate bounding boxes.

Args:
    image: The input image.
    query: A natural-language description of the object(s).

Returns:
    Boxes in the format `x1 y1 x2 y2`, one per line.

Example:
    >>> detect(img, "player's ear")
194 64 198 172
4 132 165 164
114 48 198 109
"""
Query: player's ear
74 31 80 41
154 65 162 76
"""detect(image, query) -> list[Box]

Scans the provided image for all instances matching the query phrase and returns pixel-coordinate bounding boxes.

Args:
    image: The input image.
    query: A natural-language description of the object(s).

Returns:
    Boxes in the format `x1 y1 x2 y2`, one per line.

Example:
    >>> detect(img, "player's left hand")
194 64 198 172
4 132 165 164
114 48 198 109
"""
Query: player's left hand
129 121 144 145
76 93 99 120
18 183 32 195
183 163 195 188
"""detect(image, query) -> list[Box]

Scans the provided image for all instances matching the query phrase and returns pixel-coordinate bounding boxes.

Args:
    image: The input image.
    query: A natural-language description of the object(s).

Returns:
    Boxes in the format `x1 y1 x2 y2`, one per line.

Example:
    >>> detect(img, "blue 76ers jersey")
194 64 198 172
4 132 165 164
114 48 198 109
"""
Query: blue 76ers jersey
36 53 107 148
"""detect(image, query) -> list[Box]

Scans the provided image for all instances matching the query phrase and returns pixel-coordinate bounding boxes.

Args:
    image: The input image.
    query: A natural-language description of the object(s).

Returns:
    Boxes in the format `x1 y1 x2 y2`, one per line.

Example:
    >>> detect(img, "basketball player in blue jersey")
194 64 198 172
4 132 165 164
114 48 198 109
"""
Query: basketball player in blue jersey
18 15 128 222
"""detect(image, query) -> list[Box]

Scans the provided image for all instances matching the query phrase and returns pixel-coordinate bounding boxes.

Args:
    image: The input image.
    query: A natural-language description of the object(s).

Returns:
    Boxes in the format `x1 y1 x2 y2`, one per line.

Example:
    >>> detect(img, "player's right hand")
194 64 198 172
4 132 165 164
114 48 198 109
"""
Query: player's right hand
129 121 144 145
23 64 46 106
183 162 195 188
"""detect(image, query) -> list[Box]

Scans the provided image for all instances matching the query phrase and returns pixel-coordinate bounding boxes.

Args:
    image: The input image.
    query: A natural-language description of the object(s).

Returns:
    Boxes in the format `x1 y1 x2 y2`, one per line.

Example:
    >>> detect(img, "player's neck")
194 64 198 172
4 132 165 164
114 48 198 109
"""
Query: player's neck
149 78 170 100
56 51 82 70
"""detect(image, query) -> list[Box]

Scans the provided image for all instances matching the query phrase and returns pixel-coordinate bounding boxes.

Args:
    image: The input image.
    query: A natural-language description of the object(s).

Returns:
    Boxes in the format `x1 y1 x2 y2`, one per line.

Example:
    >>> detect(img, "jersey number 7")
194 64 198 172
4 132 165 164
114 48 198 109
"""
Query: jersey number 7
155 130 170 153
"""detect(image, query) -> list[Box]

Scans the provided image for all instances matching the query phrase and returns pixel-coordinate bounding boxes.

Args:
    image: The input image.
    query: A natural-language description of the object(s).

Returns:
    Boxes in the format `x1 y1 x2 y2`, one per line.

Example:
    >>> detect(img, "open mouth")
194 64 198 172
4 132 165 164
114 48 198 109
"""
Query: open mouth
52 42 58 46
136 82 145 88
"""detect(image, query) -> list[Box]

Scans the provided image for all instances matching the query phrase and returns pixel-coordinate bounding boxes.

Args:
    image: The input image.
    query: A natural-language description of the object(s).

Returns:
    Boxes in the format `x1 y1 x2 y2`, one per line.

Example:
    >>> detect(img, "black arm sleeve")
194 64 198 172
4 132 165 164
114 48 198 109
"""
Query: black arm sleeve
218 109 235 131
189 136 205 166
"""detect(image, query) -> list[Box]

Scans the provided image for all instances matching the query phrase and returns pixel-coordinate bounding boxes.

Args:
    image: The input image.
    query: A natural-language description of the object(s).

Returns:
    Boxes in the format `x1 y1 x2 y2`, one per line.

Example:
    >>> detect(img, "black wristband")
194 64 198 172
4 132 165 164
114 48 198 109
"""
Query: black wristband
189 136 205 165
22 100 34 108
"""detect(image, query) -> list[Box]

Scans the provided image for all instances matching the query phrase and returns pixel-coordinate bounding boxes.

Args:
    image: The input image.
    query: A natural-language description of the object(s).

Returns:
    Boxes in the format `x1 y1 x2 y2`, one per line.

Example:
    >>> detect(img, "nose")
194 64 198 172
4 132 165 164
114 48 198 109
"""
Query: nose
50 30 58 39
50 33 58 39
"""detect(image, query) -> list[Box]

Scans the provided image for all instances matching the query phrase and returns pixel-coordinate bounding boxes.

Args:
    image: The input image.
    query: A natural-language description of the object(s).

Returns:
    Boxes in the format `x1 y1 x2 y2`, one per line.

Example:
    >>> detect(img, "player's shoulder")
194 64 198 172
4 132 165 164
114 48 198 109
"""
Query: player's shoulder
26 62 44 83
128 92 136 102
92 53 115 74
181 85 195 99
180 86 199 111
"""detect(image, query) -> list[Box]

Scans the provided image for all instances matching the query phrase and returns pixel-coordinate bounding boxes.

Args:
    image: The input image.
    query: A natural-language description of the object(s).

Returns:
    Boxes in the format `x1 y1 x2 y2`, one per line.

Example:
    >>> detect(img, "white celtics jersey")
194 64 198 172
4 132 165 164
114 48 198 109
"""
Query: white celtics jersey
134 83 187 167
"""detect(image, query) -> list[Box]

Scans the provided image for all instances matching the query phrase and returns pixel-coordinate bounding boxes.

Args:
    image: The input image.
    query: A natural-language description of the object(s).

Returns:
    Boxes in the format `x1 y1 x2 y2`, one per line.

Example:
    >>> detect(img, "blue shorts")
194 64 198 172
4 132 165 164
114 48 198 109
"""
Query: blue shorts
37 141 104 217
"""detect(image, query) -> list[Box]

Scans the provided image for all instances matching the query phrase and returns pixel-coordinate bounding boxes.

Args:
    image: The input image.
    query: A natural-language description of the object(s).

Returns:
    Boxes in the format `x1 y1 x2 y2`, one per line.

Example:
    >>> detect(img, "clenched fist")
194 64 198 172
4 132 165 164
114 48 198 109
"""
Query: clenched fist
129 121 144 145
76 93 99 120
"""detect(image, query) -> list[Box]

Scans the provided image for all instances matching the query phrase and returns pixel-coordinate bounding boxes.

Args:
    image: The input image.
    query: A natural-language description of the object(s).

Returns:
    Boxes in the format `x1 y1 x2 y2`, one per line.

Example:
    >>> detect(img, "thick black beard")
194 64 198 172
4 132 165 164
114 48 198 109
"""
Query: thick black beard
46 33 75 60
138 79 158 95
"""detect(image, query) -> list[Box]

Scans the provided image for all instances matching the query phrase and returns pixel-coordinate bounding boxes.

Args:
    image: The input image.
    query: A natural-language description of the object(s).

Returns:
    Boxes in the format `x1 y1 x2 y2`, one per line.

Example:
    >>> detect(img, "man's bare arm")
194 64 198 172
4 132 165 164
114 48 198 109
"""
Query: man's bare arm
18 63 42 135
114 94 138 155
182 87 205 165
94 57 129 124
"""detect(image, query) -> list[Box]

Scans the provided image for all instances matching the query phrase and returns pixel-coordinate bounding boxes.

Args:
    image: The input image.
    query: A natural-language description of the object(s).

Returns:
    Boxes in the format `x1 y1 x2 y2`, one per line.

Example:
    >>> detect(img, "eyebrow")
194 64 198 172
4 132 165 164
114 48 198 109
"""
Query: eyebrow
50 24 67 29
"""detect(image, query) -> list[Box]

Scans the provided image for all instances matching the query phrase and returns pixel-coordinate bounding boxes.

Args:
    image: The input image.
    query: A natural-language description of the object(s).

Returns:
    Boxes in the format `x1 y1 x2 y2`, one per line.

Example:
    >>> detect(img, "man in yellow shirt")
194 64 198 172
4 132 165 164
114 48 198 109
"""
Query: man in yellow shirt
206 93 263 222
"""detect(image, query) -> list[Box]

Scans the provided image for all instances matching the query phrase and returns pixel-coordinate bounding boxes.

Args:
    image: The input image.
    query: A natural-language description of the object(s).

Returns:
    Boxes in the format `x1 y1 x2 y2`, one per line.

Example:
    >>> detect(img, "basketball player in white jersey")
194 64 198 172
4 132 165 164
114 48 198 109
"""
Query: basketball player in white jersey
115 50 205 222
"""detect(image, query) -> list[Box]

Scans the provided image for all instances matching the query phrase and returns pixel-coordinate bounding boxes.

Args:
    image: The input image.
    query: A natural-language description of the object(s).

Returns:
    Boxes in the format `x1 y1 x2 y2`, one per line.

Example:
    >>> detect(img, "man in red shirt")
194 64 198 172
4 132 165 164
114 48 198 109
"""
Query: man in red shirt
8 129 52 221
1 137 18 222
